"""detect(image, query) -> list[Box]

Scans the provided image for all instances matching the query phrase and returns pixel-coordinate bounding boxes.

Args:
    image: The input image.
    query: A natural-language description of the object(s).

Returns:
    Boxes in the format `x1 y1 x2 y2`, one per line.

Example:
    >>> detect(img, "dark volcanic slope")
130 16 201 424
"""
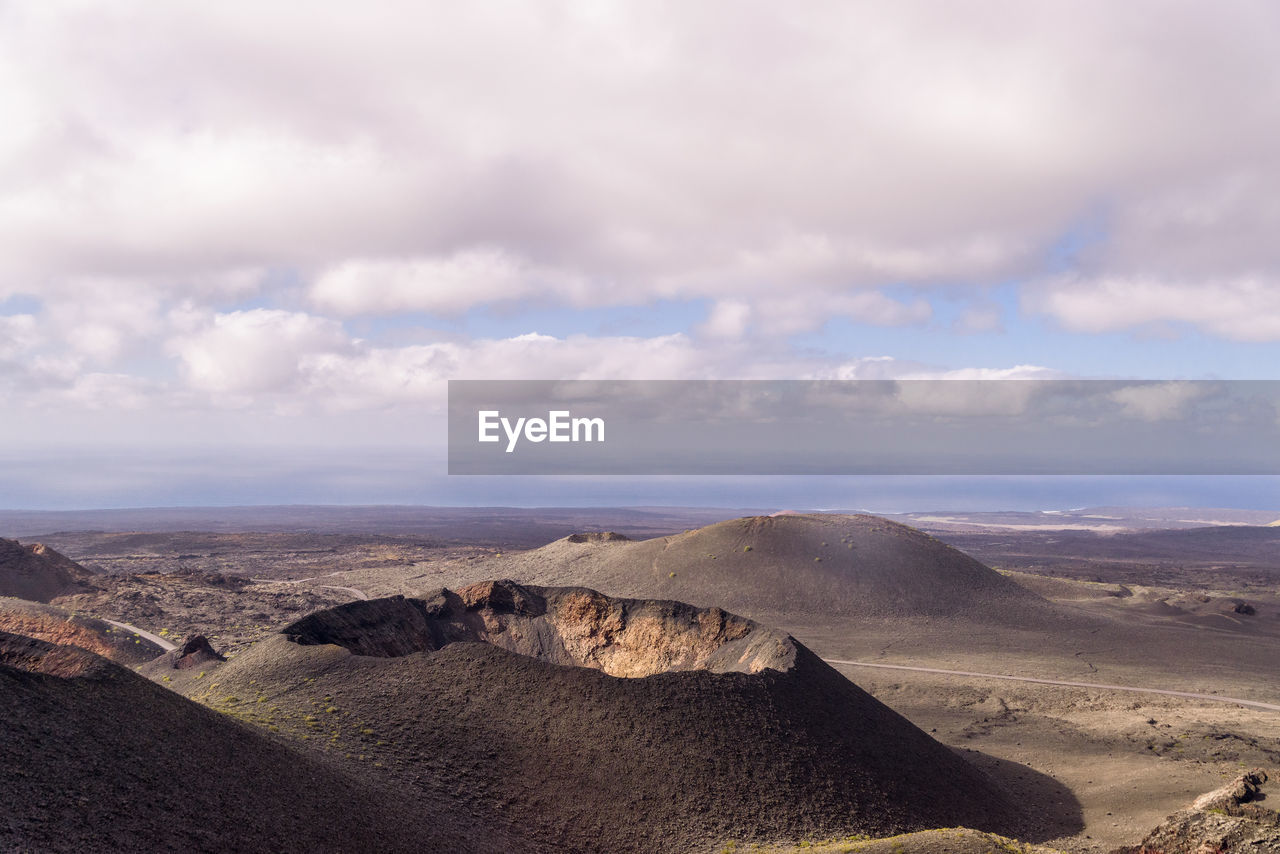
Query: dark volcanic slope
483 513 1043 620
195 582 1027 853
0 537 97 602
0 630 522 853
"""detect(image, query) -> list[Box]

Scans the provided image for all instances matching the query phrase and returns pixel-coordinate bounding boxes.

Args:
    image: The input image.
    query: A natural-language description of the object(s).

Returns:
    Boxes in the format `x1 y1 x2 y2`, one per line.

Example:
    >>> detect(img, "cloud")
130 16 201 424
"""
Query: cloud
4 0 1280 443
1026 276 1280 341
698 300 752 339
827 357 1057 382
4 0 1279 329
310 249 595 315
165 313 766 412
697 292 931 339
0 314 40 359
1108 381 1208 421
171 308 355 397
300 330 805 411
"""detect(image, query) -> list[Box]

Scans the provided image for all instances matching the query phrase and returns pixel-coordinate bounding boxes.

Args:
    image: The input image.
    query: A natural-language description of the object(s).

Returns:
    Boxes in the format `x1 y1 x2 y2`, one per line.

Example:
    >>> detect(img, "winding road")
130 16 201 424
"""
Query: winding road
103 618 178 652
250 574 370 600
823 658 1280 713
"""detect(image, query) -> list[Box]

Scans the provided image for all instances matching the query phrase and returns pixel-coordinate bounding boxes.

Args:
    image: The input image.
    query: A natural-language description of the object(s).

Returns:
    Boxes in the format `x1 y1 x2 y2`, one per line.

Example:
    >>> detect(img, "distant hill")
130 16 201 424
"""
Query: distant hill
0 629 523 853
186 581 1028 852
0 538 97 602
0 505 764 546
477 514 1044 620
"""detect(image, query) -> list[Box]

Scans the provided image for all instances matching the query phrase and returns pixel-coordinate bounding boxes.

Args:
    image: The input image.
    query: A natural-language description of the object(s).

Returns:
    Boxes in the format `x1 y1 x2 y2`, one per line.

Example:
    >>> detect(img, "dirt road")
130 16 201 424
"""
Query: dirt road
824 658 1280 712
103 618 178 652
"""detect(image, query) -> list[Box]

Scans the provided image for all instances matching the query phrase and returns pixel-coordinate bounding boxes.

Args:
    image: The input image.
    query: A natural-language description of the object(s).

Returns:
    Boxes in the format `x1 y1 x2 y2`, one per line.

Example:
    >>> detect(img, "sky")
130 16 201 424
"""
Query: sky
2 1 1280 509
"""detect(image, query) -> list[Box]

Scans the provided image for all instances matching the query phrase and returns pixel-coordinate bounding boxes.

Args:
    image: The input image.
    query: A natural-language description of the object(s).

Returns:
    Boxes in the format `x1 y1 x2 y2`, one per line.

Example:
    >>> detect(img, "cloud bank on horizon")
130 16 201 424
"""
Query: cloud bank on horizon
3 1 1280 452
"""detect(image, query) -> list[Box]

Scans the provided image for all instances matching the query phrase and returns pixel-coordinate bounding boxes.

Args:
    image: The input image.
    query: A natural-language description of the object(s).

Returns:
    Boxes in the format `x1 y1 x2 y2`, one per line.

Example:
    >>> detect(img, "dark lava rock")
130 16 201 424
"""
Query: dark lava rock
172 635 227 669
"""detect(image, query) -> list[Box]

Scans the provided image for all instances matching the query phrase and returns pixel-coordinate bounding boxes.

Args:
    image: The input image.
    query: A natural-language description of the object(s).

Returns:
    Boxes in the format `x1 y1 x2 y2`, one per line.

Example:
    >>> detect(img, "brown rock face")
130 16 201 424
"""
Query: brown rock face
1114 770 1280 853
0 630 105 678
283 580 796 677
0 538 97 603
0 611 118 662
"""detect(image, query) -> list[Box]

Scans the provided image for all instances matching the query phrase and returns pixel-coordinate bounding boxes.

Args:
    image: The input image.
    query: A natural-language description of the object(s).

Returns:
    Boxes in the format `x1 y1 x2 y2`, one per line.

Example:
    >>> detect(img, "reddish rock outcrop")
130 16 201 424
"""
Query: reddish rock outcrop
283 580 795 676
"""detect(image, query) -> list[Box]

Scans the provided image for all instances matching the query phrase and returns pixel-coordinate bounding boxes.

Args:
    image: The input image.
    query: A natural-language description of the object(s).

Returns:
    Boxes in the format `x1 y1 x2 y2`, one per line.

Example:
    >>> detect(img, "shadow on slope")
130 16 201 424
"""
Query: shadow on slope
0 629 522 853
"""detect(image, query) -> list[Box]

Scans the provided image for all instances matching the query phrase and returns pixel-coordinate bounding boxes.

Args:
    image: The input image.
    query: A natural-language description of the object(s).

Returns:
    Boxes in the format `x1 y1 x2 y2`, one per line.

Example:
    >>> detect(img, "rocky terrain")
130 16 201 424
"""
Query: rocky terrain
1115 770 1280 853
52 570 351 654
4 507 1280 852
937 525 1280 592
36 530 453 578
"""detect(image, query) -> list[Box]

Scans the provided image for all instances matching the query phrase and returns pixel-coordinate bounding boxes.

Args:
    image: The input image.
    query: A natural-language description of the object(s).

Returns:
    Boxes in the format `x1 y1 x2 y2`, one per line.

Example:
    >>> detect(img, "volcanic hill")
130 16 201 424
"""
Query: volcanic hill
0 629 522 853
0 537 97 602
189 580 1028 852
477 513 1043 620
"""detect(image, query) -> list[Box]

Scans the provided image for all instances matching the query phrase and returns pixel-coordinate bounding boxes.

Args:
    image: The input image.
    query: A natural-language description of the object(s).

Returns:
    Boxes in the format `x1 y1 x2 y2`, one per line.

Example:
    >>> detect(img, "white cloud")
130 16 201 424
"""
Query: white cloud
0 314 40 358
1026 276 1280 341
171 308 355 396
165 313 770 411
698 300 752 339
1108 381 1207 421
302 332 731 410
54 372 158 411
4 0 1280 440
310 249 595 316
826 360 1059 415
827 357 1056 382
3 1 1279 326
696 292 931 339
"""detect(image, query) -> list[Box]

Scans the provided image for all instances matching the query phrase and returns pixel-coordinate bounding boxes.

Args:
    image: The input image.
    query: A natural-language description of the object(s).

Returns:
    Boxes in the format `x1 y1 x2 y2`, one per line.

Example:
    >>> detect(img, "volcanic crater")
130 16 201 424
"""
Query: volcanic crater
283 579 797 677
